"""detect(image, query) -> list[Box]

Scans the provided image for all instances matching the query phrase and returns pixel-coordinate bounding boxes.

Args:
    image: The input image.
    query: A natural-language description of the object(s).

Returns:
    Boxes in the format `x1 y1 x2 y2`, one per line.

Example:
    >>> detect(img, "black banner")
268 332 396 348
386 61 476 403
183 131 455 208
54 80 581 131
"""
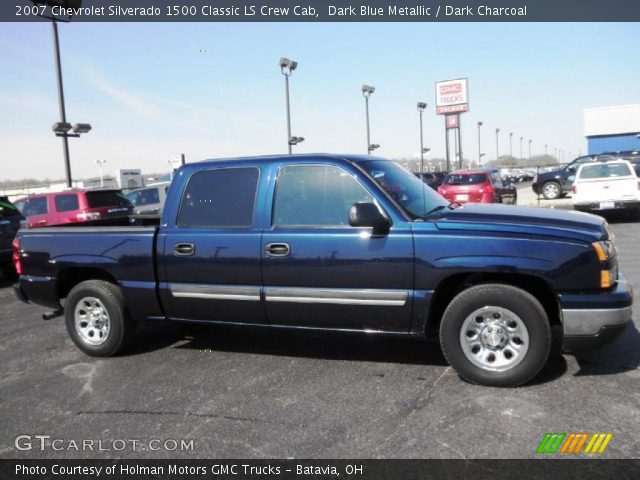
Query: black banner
2 460 640 480
4 0 640 22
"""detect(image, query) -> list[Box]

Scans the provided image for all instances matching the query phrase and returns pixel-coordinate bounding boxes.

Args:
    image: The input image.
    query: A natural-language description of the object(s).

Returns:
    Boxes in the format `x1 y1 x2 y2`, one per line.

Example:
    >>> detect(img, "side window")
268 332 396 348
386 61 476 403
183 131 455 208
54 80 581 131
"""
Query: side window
178 167 259 228
273 164 374 227
25 197 48 216
139 188 160 205
491 172 503 187
55 193 79 212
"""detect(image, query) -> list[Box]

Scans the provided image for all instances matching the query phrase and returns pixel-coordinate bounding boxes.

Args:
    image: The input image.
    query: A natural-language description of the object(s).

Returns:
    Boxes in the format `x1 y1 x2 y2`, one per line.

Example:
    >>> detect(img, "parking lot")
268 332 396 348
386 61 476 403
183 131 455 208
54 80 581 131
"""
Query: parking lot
1 208 639 460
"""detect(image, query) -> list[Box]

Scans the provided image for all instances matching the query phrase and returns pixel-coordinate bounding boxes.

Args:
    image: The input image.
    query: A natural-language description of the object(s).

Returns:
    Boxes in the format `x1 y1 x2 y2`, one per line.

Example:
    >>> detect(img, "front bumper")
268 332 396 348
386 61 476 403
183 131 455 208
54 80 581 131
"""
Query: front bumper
560 274 633 351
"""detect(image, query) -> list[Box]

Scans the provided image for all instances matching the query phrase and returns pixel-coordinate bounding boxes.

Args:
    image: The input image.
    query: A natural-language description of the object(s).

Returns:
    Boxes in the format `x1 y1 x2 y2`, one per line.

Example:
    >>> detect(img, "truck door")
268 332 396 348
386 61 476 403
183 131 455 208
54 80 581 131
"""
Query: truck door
261 163 414 332
159 166 265 324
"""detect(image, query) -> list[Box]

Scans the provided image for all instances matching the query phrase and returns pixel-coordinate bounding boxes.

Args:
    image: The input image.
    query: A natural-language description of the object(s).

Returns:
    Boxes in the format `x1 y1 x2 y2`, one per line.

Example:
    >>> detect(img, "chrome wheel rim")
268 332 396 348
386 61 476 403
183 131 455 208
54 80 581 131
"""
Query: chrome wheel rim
543 183 559 198
459 306 529 372
74 296 110 346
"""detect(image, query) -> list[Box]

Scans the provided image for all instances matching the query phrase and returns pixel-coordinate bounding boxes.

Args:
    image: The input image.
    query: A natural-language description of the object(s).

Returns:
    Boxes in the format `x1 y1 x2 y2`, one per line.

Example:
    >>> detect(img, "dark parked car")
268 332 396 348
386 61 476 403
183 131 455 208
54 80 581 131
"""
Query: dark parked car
532 151 640 200
438 169 517 205
13 154 632 387
413 172 438 190
0 196 24 277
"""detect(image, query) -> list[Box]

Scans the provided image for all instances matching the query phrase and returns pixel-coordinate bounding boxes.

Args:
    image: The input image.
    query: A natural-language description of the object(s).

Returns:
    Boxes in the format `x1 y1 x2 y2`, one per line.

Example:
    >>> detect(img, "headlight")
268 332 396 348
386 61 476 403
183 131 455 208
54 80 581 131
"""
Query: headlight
592 240 614 261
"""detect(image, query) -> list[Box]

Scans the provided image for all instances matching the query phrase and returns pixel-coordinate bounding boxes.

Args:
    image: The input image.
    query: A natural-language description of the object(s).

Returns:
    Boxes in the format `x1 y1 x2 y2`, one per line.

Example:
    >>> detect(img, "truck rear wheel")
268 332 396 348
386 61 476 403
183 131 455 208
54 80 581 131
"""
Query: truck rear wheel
542 181 561 200
64 280 135 357
439 284 551 387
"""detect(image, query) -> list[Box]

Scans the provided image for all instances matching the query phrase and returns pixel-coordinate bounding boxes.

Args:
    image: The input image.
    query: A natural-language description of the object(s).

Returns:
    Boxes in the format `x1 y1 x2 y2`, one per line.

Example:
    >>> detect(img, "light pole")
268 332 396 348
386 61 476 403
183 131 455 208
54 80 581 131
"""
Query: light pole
495 127 500 163
528 139 532 161
362 85 378 154
95 160 107 187
477 121 483 165
417 102 427 171
544 144 548 156
279 57 304 154
509 132 513 158
50 21 92 188
519 136 523 163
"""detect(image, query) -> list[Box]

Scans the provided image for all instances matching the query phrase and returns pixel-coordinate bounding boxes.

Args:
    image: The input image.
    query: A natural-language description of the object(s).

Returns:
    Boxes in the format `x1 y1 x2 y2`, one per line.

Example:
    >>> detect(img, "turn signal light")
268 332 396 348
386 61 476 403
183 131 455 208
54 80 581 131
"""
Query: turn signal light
601 270 612 289
572 185 577 194
592 241 613 261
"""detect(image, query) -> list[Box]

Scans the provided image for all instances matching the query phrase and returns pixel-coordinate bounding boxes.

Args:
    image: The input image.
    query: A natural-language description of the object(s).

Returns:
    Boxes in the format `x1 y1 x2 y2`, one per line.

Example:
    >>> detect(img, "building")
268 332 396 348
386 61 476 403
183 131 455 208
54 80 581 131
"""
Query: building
584 104 640 155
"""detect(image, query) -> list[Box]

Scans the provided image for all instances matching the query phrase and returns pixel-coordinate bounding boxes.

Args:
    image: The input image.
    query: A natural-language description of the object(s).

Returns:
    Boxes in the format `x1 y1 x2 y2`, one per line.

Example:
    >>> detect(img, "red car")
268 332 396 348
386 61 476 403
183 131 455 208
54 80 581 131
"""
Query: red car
438 169 517 205
14 189 133 228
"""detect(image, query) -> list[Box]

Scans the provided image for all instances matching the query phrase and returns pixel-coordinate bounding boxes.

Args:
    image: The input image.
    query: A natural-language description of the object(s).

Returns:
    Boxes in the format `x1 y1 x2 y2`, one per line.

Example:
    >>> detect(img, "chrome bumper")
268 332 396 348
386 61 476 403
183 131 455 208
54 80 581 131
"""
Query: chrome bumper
561 306 632 336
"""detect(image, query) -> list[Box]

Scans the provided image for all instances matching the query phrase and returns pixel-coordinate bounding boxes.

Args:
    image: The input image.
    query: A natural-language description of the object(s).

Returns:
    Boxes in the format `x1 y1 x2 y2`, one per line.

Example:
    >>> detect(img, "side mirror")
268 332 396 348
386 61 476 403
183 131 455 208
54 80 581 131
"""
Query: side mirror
349 202 390 234
567 166 576 173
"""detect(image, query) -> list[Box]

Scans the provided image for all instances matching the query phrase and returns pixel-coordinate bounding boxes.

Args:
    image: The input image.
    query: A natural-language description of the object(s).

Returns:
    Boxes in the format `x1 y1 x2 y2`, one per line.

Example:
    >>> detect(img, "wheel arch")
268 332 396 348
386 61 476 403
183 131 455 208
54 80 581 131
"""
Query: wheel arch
426 272 560 337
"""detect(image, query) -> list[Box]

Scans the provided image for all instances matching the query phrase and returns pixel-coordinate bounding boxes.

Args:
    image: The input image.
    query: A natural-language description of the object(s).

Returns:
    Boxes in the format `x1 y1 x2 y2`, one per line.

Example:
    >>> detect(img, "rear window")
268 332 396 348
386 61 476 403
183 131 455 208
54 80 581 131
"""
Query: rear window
445 173 488 185
86 191 132 208
0 197 21 217
178 167 259 228
579 163 633 179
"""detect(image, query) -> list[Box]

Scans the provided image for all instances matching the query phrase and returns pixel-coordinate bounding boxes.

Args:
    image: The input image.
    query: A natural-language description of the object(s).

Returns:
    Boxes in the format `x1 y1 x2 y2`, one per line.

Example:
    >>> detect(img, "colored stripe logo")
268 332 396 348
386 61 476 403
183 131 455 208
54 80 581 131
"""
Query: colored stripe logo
537 433 612 454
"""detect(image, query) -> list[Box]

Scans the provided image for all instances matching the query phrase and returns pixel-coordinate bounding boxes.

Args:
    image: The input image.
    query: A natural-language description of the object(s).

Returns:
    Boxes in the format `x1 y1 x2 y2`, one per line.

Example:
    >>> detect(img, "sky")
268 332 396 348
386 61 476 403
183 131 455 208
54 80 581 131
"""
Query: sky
1 22 639 181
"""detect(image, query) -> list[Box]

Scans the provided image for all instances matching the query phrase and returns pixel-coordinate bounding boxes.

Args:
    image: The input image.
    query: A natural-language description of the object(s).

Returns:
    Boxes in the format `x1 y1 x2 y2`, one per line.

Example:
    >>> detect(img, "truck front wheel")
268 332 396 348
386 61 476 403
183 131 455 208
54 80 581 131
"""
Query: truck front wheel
439 284 551 387
64 280 136 357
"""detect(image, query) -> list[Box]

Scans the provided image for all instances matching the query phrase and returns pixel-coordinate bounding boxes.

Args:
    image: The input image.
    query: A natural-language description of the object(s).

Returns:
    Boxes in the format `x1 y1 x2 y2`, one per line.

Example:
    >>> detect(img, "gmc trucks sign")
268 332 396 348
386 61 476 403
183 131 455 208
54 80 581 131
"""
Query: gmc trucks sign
435 78 469 114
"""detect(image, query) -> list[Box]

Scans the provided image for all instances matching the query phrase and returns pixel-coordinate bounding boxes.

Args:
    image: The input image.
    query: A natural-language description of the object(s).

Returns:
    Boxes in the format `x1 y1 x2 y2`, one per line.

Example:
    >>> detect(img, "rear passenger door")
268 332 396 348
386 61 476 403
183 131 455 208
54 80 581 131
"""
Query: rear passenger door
159 166 266 324
24 197 49 227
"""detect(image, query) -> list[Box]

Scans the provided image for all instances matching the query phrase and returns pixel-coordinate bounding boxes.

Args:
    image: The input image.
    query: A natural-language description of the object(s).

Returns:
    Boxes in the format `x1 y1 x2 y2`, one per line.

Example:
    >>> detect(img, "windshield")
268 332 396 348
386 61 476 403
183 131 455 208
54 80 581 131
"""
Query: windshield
361 160 448 218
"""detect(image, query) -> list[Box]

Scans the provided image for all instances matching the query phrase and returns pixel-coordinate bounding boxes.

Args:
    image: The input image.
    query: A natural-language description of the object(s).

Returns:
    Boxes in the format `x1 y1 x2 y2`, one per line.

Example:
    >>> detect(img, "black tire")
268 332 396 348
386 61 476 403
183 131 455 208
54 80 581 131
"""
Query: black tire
439 284 551 387
541 181 561 200
64 280 136 357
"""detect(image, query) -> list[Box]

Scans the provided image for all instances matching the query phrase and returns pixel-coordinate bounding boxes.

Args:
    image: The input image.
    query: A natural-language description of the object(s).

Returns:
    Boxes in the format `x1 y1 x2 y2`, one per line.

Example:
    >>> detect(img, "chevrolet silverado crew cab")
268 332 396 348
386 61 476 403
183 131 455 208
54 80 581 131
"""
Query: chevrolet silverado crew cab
13 154 633 387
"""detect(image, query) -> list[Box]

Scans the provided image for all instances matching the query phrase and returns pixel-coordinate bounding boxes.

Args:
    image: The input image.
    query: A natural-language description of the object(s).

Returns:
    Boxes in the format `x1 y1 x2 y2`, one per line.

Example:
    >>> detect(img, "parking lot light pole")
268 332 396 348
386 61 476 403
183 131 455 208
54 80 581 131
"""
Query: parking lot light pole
96 160 107 187
477 121 483 165
529 139 532 160
520 136 523 164
545 143 548 156
509 132 513 158
362 85 376 154
495 127 500 163
417 102 427 171
279 57 303 154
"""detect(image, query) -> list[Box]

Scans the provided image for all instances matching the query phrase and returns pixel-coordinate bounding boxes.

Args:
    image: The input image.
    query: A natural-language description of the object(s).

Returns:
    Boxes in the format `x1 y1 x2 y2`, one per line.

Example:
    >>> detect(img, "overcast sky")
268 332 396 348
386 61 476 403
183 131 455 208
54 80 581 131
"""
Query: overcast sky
1 22 639 181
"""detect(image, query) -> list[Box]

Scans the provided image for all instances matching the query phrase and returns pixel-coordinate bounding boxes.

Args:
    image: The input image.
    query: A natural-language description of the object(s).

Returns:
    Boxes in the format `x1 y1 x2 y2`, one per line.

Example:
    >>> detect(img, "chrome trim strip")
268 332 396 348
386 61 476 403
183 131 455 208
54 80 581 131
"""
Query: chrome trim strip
561 306 632 336
265 287 408 306
169 284 261 301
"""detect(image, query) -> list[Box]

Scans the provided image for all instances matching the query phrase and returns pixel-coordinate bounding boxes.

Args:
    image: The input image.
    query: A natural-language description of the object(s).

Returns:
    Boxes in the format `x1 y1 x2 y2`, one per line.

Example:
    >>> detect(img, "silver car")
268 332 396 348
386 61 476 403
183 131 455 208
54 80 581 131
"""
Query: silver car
125 183 170 215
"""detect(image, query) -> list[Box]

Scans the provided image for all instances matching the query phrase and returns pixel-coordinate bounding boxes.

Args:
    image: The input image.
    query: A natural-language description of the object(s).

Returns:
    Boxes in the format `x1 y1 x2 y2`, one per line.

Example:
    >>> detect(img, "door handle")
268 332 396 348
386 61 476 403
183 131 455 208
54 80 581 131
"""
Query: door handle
265 242 290 257
173 243 195 256
37 220 47 225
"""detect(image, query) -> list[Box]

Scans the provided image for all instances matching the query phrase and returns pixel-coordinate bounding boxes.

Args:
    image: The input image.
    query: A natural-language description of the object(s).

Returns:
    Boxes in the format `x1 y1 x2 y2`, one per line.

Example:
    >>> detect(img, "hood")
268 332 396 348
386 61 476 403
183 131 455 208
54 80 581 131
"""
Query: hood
432 203 607 243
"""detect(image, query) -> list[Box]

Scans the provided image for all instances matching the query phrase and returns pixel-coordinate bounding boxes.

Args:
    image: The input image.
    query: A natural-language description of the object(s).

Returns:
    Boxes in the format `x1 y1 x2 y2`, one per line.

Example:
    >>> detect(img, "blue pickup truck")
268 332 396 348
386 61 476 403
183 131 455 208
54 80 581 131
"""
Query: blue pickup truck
13 154 633 386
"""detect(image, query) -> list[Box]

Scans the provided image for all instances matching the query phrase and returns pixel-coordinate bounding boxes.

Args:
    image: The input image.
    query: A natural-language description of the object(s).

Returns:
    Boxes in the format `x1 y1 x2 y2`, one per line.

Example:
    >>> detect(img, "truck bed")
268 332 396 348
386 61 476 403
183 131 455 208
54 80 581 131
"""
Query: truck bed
17 226 163 320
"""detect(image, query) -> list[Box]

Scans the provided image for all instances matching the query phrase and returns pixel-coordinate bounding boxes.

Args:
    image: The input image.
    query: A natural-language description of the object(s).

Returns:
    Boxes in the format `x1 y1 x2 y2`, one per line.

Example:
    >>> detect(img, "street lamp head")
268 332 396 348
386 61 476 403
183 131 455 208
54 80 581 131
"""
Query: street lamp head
368 144 380 152
72 123 92 134
288 136 305 146
279 57 297 74
496 127 500 133
422 147 431 153
478 121 483 127
362 84 375 96
417 102 427 111
509 132 513 137
52 121 72 134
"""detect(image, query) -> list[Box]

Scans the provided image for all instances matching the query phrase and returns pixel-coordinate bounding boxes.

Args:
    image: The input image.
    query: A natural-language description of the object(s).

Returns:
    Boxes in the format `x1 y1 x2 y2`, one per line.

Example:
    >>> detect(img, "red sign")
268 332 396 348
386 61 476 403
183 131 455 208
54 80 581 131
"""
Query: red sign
437 104 469 115
445 114 460 129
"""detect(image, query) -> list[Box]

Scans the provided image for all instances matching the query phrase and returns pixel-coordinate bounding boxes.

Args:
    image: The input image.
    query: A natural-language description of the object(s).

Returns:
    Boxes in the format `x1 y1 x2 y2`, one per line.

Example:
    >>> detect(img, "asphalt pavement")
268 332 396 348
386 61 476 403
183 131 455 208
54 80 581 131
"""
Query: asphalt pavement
1 209 639 459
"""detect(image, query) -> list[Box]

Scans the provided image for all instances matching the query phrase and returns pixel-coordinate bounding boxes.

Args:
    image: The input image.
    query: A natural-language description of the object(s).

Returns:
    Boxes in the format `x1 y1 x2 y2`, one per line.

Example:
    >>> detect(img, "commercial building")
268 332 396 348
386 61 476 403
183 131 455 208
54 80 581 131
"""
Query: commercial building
584 103 640 154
